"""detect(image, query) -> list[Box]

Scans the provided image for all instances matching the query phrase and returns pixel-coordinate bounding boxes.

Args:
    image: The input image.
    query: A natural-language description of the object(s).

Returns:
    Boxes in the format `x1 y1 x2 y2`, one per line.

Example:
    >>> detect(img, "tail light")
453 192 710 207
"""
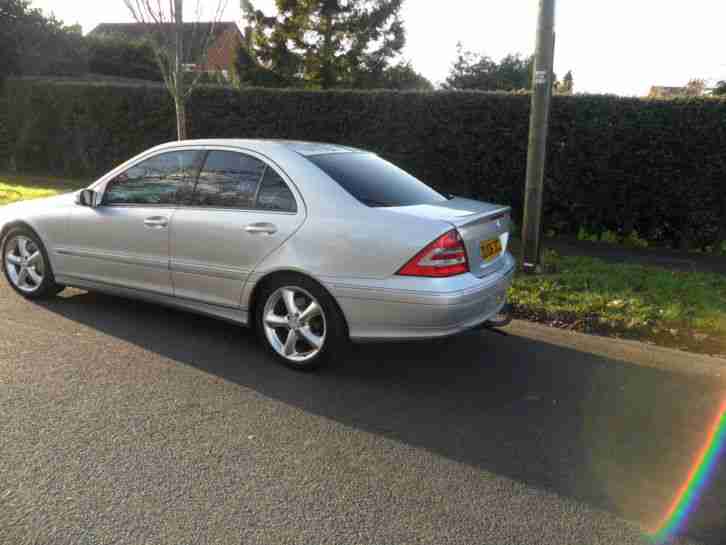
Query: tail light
397 229 469 278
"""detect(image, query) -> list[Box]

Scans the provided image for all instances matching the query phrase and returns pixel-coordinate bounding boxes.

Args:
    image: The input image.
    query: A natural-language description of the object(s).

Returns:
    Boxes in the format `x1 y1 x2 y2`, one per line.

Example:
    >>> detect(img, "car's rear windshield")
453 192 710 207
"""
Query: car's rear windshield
307 152 448 207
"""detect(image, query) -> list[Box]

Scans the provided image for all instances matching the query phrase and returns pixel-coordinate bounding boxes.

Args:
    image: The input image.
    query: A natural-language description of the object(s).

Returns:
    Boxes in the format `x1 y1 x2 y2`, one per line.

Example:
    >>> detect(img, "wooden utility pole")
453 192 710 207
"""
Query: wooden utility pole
520 0 556 273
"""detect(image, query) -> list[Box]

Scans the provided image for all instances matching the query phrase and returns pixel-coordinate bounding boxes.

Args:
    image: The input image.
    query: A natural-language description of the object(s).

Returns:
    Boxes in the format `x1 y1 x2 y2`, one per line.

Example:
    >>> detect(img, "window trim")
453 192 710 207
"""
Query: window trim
251 165 268 207
307 151 447 209
100 149 206 208
180 147 301 215
253 165 299 214
184 149 209 206
95 145 304 216
186 150 269 211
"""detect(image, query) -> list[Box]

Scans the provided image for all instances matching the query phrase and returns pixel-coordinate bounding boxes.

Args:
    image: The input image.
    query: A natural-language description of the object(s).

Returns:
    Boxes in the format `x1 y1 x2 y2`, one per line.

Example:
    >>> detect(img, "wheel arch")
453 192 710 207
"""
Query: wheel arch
1 220 44 246
246 269 350 337
1 219 65 277
1 219 63 297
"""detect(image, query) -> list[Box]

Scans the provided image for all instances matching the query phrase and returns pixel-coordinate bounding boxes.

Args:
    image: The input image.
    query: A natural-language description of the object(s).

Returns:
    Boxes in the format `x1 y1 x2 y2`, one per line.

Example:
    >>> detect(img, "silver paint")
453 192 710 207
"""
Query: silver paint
1 139 515 342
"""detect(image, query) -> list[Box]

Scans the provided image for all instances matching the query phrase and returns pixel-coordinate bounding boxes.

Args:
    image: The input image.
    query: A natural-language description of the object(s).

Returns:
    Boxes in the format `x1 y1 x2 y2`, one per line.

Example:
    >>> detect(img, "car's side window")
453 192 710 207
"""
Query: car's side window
190 151 267 209
256 167 298 213
103 150 203 206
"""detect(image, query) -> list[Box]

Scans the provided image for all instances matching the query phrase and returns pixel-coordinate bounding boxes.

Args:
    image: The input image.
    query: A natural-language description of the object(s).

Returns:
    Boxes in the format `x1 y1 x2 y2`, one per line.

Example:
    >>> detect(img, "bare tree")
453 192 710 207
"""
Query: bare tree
123 0 228 140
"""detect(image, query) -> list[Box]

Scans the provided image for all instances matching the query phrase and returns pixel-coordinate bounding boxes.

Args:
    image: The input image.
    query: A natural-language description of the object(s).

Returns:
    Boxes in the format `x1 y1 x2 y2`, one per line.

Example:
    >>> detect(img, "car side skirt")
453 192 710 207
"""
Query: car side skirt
55 274 250 326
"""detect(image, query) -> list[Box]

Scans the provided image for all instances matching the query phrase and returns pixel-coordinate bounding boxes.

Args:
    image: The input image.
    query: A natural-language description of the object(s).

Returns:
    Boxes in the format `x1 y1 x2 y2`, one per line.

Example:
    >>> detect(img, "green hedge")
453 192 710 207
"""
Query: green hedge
0 94 10 169
3 78 726 249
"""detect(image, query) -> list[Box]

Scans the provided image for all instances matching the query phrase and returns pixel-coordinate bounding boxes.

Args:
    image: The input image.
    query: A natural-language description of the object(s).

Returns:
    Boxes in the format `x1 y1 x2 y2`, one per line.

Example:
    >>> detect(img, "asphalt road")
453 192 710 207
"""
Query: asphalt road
2 282 725 545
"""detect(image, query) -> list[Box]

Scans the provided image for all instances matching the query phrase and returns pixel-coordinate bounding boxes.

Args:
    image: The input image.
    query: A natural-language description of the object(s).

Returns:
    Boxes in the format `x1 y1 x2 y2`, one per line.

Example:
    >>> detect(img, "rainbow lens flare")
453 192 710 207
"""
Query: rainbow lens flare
649 400 726 544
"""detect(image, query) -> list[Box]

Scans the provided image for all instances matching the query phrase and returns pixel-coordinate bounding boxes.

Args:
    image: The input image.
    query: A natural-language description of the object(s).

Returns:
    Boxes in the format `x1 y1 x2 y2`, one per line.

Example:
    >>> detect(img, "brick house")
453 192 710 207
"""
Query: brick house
88 22 243 80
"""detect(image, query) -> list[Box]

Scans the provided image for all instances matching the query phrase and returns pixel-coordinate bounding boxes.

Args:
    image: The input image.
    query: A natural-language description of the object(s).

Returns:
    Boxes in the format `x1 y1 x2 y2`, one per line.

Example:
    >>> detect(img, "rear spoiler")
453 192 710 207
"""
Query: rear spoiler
449 206 511 229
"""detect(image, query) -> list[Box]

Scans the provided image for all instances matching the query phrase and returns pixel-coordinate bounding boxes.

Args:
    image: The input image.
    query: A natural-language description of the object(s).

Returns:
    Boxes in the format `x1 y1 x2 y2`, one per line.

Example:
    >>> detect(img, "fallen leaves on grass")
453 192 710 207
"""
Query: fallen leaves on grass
509 251 726 356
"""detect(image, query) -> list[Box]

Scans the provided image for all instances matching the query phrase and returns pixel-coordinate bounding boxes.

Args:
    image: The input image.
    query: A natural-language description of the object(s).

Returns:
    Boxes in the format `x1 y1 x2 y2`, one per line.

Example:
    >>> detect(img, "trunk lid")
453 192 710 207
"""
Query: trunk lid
388 197 511 278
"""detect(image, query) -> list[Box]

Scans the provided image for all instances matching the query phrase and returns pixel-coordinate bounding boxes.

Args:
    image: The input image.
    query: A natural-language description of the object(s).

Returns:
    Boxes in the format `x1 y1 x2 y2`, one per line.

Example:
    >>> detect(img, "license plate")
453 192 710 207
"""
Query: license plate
480 238 502 261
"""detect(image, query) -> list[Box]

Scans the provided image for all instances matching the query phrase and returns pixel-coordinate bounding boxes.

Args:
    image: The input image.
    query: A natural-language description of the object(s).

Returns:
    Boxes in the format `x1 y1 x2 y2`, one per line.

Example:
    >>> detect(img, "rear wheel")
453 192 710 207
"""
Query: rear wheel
2 227 63 299
255 274 347 371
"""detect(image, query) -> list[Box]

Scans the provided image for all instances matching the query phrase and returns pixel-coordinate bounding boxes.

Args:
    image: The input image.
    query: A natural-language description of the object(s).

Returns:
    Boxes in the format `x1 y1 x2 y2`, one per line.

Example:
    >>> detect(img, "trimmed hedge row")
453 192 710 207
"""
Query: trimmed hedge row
0 96 10 169
3 78 726 249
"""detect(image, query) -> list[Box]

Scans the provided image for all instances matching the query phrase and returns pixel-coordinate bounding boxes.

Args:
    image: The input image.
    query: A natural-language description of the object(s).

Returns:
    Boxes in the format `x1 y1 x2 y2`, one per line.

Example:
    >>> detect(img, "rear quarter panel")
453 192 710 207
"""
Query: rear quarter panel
256 209 453 280
238 149 456 311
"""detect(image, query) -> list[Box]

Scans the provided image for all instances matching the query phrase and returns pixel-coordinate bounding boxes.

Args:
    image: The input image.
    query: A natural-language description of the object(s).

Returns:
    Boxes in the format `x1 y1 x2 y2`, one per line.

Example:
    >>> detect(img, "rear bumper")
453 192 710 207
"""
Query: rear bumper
329 252 516 341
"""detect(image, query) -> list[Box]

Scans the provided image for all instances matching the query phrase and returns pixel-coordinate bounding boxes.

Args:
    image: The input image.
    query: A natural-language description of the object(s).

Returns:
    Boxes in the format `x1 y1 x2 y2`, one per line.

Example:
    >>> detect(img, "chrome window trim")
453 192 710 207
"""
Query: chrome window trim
189 145 304 214
99 149 204 208
251 165 268 206
253 164 299 214
188 147 300 214
97 204 179 210
188 149 267 210
92 145 305 215
173 205 297 216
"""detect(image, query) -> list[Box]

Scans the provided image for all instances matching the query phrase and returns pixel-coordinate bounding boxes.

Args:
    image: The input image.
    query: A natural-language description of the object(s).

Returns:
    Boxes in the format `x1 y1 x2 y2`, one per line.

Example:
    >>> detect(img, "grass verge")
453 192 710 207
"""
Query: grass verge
0 174 87 205
509 250 726 357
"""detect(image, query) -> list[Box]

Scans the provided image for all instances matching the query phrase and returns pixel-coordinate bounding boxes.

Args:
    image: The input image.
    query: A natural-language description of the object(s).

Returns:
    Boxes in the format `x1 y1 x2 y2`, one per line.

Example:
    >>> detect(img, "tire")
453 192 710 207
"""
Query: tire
255 273 348 371
1 226 64 300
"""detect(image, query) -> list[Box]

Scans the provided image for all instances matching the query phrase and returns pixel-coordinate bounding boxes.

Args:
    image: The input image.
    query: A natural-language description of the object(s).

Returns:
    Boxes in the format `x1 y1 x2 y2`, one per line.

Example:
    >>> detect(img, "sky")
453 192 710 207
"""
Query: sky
30 0 725 96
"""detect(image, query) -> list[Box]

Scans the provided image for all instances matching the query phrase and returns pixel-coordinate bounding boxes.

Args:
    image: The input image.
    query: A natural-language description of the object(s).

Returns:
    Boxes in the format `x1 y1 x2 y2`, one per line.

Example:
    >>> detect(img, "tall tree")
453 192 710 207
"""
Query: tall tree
87 34 163 82
713 81 726 96
0 0 25 84
241 0 405 89
22 19 87 76
374 61 433 91
123 0 229 140
443 43 533 92
234 29 296 88
1 0 87 83
494 53 534 91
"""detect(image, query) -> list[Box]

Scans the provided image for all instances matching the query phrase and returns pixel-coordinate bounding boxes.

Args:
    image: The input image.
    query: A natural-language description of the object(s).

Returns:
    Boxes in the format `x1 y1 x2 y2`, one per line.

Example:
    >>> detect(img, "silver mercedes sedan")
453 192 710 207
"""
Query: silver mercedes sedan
0 140 515 370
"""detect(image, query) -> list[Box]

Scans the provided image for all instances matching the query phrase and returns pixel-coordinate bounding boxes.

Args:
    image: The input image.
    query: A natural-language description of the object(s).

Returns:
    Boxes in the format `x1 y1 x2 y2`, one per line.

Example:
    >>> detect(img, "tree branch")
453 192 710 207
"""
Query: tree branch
123 0 231 138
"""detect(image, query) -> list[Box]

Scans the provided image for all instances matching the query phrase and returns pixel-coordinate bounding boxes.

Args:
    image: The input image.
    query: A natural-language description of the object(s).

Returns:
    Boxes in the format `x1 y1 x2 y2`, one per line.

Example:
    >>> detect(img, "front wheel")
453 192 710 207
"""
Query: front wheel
2 227 64 299
255 274 347 371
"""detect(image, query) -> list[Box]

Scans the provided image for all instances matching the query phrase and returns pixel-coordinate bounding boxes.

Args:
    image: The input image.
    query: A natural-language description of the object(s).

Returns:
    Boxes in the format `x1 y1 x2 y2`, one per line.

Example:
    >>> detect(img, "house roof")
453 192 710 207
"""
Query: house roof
88 22 240 63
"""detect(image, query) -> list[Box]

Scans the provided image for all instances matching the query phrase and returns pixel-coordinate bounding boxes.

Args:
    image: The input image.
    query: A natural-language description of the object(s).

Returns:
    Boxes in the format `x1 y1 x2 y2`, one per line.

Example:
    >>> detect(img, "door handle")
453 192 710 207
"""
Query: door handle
144 216 169 229
244 222 277 235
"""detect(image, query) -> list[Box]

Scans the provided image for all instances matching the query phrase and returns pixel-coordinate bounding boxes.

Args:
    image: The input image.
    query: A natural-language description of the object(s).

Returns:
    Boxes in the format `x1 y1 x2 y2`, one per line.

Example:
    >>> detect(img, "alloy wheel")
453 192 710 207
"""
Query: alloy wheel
262 286 327 363
4 235 45 294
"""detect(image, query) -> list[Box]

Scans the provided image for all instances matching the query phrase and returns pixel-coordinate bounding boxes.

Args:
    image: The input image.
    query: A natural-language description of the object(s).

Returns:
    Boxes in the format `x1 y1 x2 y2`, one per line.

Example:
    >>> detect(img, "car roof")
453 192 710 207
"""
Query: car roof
150 139 365 157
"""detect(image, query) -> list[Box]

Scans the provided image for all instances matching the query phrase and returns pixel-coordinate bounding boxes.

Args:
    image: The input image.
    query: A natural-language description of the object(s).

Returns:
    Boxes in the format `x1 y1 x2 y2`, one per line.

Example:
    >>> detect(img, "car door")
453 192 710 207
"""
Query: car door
169 149 304 309
61 149 204 294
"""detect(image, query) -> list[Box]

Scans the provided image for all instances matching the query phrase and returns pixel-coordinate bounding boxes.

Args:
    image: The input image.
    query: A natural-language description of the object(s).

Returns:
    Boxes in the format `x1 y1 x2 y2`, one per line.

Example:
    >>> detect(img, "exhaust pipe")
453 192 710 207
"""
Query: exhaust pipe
483 303 513 332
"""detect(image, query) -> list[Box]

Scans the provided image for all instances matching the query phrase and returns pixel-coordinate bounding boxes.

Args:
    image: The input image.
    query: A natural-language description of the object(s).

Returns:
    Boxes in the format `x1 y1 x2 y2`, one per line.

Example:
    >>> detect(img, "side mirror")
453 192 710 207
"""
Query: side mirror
78 189 98 208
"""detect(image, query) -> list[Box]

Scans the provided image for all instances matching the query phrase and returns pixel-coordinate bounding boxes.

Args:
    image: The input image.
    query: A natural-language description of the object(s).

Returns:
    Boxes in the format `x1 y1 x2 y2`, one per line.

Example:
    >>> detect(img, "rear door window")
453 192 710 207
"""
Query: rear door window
191 151 267 209
307 153 447 207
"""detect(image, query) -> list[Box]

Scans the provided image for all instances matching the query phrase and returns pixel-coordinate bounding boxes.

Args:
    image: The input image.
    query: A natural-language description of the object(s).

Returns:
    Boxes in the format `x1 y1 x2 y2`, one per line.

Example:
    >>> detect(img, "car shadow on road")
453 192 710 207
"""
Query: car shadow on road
39 289 726 544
